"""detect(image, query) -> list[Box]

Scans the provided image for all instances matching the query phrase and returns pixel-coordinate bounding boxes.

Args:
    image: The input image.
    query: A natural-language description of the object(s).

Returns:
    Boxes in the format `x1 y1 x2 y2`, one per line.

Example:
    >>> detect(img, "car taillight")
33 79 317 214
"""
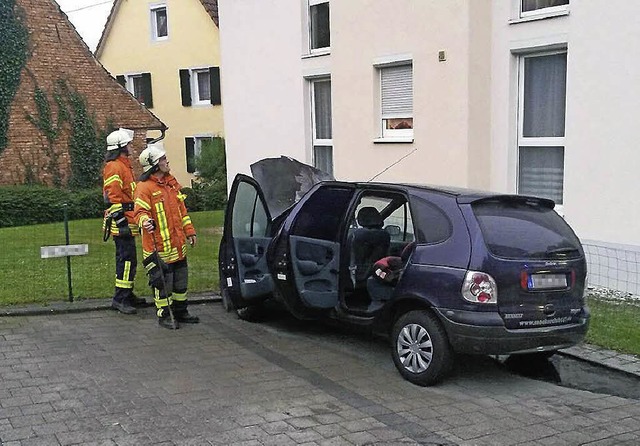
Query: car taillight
462 271 498 304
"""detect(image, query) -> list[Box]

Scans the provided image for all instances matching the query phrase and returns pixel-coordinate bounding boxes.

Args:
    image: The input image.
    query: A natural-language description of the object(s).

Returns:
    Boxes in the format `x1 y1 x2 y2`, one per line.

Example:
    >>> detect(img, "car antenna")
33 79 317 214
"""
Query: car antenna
367 148 417 182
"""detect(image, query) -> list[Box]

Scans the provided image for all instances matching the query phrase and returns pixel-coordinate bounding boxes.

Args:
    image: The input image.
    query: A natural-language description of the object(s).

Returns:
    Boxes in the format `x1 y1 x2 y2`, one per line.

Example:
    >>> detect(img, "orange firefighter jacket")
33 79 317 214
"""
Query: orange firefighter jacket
102 155 139 236
134 174 196 263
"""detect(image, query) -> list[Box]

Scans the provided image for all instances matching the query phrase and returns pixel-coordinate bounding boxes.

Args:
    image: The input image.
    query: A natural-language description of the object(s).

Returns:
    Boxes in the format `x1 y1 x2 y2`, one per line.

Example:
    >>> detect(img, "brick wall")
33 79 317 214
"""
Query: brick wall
0 0 165 186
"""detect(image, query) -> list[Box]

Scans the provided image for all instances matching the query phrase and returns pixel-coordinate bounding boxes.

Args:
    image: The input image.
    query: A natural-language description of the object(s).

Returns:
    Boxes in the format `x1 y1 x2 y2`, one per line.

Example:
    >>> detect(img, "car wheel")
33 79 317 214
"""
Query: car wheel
391 310 453 386
220 287 234 312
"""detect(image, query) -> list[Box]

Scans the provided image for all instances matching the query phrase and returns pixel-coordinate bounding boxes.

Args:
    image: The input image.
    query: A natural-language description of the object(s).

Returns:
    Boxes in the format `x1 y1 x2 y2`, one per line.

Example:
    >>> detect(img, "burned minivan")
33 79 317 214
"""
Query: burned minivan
218 157 589 385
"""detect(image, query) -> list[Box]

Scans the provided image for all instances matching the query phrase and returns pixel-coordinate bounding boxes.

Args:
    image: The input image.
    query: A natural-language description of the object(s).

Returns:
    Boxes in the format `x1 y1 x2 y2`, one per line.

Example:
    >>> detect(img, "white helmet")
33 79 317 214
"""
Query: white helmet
106 128 134 151
139 143 166 173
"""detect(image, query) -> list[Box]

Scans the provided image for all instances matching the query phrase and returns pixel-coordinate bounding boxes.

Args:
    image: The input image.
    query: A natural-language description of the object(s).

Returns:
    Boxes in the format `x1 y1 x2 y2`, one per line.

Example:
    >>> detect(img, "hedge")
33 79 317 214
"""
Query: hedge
1 183 227 228
0 186 104 228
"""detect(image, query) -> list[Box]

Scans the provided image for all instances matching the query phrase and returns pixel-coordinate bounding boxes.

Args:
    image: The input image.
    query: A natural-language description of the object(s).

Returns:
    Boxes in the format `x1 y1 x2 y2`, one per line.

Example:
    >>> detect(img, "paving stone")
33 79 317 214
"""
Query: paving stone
0 302 639 445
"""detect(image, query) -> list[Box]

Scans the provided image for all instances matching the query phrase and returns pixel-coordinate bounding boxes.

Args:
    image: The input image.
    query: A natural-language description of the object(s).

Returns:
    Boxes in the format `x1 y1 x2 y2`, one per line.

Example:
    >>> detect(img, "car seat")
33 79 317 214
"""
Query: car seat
348 207 391 288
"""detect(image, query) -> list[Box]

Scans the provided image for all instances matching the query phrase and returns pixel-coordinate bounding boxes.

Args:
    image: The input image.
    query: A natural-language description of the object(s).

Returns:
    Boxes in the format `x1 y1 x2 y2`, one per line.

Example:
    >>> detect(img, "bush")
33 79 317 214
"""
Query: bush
0 186 103 228
182 181 227 212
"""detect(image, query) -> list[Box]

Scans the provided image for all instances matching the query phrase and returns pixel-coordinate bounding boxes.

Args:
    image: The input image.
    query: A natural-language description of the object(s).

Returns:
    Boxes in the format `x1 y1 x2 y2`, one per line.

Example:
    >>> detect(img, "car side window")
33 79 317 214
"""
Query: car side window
291 187 353 241
411 196 452 244
232 181 268 238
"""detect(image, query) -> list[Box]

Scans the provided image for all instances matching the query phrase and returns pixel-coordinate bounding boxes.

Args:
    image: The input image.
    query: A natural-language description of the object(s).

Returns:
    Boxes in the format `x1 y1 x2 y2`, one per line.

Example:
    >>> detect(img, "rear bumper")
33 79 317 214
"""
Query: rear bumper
435 308 589 355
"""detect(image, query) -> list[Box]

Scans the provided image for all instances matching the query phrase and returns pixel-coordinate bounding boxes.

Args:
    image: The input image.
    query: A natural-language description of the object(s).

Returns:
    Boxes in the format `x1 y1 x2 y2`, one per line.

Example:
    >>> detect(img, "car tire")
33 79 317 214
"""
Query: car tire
391 310 453 386
221 287 234 312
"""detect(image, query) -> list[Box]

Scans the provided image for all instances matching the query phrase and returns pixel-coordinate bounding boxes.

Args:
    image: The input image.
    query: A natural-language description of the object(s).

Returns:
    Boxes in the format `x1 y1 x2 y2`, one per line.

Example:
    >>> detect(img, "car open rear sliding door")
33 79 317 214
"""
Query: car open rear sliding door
219 174 274 309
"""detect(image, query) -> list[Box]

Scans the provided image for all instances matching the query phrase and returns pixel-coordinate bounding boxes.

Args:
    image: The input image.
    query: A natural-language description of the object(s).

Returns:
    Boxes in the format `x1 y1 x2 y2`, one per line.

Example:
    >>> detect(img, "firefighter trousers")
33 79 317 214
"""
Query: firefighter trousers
152 258 189 318
113 235 137 304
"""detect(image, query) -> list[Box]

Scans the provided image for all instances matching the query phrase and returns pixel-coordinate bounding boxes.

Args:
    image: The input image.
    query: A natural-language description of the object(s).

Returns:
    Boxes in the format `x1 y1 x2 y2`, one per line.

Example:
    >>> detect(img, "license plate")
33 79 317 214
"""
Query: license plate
529 273 567 290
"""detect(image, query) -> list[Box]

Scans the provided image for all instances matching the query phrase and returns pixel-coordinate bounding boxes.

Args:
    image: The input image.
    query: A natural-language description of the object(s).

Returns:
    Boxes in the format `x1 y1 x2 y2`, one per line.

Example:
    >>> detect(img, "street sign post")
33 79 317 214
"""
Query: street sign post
40 204 88 302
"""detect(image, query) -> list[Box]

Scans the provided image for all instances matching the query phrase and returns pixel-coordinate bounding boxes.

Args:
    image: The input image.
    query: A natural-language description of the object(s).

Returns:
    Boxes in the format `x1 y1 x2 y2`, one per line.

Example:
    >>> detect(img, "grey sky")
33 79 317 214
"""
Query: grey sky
54 0 115 52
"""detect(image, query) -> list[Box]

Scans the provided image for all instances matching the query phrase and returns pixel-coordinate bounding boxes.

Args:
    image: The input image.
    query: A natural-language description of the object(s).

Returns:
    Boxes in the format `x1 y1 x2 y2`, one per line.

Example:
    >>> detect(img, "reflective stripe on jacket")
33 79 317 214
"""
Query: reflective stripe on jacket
134 174 196 264
102 155 139 236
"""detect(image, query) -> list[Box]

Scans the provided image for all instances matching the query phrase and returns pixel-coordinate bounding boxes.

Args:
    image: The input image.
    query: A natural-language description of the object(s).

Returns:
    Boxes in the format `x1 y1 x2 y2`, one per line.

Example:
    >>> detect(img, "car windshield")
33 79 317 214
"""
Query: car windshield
472 199 582 259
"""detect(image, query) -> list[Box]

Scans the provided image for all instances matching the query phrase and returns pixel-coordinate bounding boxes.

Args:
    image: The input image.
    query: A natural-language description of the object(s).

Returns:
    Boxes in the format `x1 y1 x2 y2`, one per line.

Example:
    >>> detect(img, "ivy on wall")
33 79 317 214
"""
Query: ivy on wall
24 79 111 188
0 0 29 153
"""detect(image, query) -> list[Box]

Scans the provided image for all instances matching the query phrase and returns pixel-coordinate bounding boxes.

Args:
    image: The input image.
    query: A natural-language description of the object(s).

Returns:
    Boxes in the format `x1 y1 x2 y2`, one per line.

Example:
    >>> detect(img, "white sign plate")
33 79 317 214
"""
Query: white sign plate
40 244 89 259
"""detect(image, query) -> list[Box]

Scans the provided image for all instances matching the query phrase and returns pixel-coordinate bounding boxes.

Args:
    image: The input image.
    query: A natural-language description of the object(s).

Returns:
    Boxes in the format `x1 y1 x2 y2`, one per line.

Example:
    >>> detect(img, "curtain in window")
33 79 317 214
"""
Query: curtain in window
310 2 330 49
381 64 413 118
518 146 564 204
522 0 569 12
523 53 566 137
155 9 168 37
313 146 333 176
197 72 211 101
314 80 332 139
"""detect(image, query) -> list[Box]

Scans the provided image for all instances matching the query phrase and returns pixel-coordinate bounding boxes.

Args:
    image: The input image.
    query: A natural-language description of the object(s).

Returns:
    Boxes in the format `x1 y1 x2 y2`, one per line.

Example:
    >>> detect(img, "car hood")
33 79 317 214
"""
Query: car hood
250 156 334 217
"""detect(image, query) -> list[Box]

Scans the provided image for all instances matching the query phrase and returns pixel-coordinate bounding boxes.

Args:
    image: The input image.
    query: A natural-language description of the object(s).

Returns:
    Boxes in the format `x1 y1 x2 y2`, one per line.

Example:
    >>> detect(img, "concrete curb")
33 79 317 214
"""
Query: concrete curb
0 292 221 317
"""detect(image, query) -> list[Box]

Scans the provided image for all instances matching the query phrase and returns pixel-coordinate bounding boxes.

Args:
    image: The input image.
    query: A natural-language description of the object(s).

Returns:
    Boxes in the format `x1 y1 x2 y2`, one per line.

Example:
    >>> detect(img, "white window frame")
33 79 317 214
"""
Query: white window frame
150 3 168 41
516 50 567 211
308 0 330 55
520 0 569 19
310 77 333 175
374 56 414 143
191 68 212 106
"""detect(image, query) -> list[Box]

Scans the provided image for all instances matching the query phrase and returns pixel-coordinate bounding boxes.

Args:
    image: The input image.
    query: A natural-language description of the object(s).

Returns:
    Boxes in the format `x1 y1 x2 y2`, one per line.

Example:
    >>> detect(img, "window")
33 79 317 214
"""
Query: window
151 4 168 40
185 136 213 174
311 79 333 176
292 187 353 242
380 63 413 139
521 0 569 17
517 51 567 205
179 67 221 106
309 0 330 52
115 73 153 108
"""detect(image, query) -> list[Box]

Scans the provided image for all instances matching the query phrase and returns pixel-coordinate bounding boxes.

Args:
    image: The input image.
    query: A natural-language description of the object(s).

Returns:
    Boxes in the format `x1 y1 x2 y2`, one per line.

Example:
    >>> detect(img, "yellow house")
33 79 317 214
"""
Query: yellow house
96 0 222 186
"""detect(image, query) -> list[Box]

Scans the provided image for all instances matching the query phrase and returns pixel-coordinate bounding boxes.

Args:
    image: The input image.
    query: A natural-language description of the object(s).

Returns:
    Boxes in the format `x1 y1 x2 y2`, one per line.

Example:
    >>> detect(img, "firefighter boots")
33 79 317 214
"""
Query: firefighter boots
111 300 137 314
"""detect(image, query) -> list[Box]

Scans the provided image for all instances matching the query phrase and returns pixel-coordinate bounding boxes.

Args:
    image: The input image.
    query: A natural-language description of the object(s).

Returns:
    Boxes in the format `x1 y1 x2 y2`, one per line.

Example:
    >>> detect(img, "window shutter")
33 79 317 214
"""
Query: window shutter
381 64 413 117
116 75 126 88
185 137 196 173
140 73 153 108
179 69 192 106
209 67 221 105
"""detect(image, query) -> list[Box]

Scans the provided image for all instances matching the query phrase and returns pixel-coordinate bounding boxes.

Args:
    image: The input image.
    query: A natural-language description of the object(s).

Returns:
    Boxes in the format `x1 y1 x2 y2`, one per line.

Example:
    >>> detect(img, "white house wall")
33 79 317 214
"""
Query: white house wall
218 0 308 179
219 0 492 189
491 0 640 247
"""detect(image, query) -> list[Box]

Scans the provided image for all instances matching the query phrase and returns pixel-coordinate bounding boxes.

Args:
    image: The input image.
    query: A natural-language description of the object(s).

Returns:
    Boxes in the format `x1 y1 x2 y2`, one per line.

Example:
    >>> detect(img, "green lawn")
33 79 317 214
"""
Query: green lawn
0 211 223 306
585 294 640 356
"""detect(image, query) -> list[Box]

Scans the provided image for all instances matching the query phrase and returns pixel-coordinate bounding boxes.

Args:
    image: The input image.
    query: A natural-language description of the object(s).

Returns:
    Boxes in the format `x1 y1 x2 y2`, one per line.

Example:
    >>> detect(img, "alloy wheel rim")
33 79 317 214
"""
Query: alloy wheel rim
397 323 433 373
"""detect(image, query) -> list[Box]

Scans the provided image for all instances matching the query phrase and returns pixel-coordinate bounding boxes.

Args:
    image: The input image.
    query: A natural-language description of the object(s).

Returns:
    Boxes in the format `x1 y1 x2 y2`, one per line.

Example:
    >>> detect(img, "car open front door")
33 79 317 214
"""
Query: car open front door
219 174 274 309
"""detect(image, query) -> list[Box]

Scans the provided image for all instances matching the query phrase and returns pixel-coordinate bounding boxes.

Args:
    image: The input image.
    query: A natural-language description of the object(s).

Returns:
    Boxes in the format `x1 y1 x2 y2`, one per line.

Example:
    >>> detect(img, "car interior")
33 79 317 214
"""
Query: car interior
343 194 416 312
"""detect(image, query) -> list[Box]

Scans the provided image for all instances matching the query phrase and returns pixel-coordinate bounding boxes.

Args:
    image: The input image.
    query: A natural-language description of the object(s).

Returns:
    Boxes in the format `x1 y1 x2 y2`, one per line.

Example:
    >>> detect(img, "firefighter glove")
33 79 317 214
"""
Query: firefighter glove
112 209 131 237
143 252 169 289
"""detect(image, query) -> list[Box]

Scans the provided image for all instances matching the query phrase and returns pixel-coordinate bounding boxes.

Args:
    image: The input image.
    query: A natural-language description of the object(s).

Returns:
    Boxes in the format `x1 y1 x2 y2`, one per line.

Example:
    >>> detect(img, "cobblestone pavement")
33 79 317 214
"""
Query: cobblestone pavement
1 299 640 445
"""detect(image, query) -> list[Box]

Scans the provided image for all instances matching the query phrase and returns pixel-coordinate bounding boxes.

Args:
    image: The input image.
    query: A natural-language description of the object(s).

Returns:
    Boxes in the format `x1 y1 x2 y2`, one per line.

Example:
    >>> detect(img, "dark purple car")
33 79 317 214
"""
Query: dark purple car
219 158 589 385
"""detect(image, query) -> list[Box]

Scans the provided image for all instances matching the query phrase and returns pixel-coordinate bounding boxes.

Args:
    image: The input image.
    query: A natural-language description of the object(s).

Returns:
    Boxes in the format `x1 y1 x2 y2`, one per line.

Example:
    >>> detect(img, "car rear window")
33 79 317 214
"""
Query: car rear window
472 199 582 259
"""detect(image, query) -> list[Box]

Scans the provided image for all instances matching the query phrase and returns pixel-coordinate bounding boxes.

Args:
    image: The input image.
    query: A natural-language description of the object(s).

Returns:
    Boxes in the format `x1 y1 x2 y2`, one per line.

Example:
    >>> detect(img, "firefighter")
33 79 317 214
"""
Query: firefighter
103 128 147 314
134 144 199 329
